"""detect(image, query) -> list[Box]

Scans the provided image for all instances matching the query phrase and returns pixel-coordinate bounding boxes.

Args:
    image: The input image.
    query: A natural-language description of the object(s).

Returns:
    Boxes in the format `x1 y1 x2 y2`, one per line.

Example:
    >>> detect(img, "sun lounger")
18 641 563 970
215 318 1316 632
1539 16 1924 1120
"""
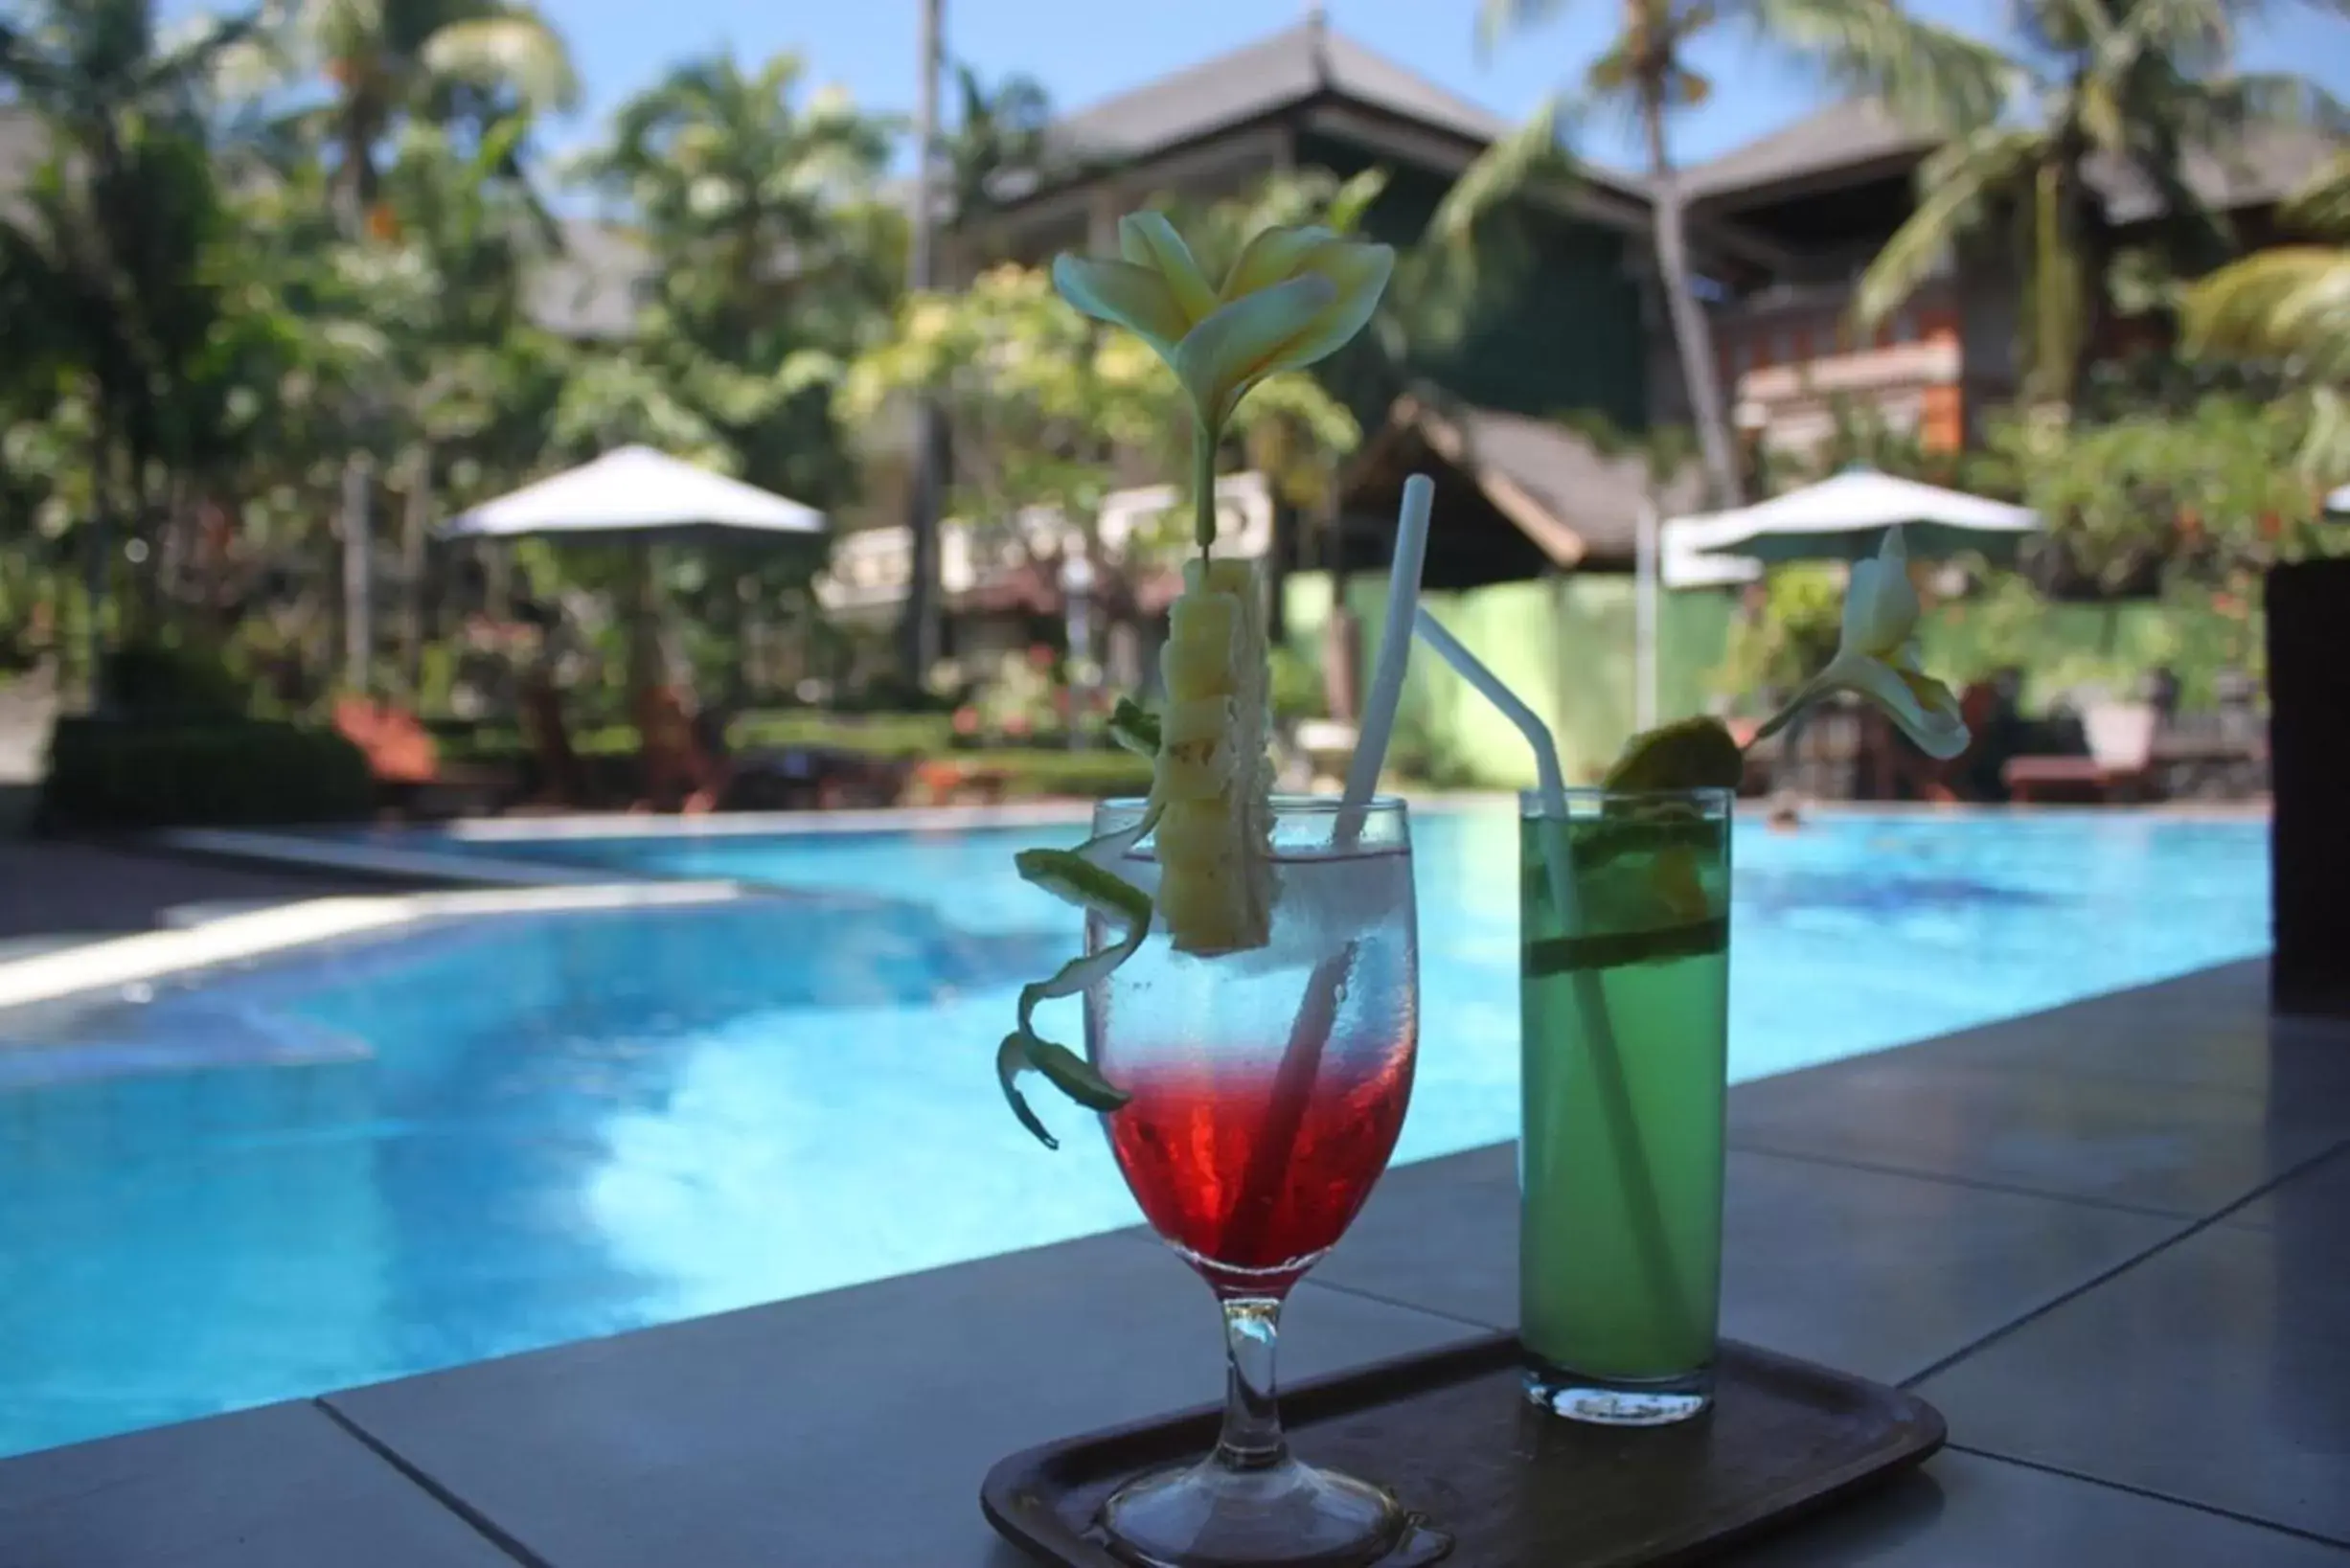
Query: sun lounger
331 699 510 819
2003 701 2159 804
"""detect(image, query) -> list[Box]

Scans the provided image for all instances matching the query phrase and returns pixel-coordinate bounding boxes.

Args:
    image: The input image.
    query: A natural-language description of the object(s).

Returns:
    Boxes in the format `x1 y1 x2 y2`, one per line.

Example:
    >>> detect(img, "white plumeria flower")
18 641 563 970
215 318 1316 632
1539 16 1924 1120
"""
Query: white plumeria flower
1754 527 1971 760
1053 213 1393 436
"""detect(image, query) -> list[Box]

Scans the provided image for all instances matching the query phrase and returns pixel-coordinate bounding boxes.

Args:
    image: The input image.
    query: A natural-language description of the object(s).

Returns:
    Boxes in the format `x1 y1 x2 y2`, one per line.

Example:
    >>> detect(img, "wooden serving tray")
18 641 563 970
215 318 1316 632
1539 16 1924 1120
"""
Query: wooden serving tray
982 1334 1944 1567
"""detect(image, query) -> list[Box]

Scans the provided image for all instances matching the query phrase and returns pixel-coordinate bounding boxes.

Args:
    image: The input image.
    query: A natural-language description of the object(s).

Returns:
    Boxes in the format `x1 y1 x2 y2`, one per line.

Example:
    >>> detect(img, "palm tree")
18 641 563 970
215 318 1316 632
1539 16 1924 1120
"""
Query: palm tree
359 117 562 688
579 51 897 505
942 62 1054 219
1472 0 2009 509
569 48 897 700
903 0 946 685
0 0 257 682
1855 0 2342 412
275 0 576 228
261 0 572 688
2185 149 2350 380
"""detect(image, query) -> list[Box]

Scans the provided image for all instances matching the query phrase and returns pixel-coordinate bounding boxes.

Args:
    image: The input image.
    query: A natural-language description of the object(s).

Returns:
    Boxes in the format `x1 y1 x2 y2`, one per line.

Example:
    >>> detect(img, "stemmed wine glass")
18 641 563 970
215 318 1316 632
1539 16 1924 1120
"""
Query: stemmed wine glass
1083 796 1446 1568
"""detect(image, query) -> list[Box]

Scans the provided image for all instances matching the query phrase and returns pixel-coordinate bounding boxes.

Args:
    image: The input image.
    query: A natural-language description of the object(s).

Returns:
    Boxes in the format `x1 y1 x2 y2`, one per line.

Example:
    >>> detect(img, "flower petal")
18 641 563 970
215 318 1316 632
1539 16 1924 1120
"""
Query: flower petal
1118 212 1220 325
1249 237 1396 380
1051 255 1188 355
1840 527 1920 657
1815 649 1972 760
1170 273 1338 424
1842 531 1917 653
1220 224 1337 302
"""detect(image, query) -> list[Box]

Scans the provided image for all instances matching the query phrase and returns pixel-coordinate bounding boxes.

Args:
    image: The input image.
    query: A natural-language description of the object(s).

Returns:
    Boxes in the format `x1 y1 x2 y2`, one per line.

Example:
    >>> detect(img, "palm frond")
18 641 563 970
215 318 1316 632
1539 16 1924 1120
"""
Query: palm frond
2104 0 2234 80
1477 0 1575 56
1853 126 2041 330
419 15 577 112
2283 150 2350 239
2183 244 2350 380
1751 0 2017 134
2298 385 2350 481
1427 89 1577 246
2202 71 2350 138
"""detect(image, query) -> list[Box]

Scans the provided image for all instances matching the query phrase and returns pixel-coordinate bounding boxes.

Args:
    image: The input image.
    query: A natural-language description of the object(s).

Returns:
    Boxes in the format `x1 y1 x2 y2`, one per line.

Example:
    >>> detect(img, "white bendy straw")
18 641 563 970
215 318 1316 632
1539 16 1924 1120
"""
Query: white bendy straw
1241 474 1436 1239
1409 606 1696 1350
1338 473 1434 831
1408 608 1576 917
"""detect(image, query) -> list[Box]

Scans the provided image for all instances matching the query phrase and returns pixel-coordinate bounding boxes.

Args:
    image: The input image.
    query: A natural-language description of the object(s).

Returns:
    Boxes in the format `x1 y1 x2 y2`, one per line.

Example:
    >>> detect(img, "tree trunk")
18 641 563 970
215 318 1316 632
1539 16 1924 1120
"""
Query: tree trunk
82 487 112 716
402 446 431 697
1641 101 1742 511
897 0 947 684
341 452 373 693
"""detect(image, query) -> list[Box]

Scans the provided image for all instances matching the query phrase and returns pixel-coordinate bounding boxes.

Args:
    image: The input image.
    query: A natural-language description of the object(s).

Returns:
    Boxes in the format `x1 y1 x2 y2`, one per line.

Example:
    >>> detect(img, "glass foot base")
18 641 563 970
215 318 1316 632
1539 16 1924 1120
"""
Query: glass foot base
1098 1454 1449 1567
1521 1361 1712 1426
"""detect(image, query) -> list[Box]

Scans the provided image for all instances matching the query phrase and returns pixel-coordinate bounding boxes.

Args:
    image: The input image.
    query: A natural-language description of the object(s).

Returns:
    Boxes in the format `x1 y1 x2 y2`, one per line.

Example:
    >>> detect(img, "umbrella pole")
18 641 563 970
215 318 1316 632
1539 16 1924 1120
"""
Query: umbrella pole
1635 500 1659 732
627 538 660 707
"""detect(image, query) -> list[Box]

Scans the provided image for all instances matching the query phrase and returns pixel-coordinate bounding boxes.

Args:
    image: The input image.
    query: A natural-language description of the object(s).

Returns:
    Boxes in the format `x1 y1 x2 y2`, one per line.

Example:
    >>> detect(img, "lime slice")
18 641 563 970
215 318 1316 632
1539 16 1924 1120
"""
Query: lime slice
1603 716 1745 793
1524 915 1728 977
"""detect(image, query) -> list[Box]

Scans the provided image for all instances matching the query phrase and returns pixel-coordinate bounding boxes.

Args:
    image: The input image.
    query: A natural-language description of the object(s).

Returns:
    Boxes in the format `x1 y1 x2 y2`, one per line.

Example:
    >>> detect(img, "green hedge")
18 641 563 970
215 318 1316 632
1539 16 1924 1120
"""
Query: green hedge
968 748 1153 800
103 641 250 721
40 716 375 831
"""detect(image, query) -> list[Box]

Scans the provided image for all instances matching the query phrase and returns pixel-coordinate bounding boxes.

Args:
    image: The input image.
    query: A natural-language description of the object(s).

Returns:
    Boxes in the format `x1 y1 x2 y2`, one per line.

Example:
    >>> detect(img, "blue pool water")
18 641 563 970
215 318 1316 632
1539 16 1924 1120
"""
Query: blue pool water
0 808 2267 1456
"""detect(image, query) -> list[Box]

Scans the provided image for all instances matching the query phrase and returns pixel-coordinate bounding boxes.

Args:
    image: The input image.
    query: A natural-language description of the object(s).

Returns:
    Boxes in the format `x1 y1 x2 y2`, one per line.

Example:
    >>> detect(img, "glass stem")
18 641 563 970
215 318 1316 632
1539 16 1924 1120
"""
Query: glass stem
1214 1296 1289 1471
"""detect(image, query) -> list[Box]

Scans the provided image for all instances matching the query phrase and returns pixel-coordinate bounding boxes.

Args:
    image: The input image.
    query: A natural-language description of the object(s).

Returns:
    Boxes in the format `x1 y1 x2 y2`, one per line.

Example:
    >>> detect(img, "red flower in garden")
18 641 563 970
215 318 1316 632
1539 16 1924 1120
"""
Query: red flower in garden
952 707 979 736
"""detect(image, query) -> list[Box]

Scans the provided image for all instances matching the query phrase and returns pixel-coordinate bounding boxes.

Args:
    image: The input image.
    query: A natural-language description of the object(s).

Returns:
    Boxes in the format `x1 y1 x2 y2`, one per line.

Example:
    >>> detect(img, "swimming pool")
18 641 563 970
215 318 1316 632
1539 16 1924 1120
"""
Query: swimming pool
0 807 2268 1456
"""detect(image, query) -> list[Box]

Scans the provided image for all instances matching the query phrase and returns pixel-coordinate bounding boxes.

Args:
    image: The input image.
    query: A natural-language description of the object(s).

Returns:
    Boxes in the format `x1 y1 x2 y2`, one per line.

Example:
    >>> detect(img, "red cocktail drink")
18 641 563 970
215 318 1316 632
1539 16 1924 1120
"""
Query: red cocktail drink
1107 1045 1414 1295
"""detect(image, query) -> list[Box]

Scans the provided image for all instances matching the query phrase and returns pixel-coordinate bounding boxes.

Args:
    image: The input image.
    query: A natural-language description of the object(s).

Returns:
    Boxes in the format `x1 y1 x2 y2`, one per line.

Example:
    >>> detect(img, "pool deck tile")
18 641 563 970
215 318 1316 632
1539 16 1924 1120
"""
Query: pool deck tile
1915 1194 2350 1546
1897 962 2350 1102
1312 1143 2194 1384
0 1400 521 1568
7 960 2349 1566
1724 965 2350 1217
1718 1448 2350 1567
319 1232 1482 1568
2228 1143 2350 1231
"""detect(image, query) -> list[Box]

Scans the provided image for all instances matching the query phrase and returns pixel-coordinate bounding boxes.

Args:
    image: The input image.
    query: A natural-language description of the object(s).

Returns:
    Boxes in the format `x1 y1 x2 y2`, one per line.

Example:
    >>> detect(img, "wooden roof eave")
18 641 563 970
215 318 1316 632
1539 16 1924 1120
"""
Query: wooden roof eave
1348 395 1590 571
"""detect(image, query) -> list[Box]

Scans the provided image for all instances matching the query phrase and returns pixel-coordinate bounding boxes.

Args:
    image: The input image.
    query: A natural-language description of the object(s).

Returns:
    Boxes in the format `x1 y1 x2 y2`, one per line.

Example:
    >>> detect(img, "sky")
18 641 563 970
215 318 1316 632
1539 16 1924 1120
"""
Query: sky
513 0 2350 175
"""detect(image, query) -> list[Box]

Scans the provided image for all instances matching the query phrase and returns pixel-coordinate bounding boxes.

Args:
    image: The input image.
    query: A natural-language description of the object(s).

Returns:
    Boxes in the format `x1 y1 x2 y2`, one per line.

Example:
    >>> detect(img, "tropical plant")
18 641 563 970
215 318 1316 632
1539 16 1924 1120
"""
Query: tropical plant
0 0 262 667
358 116 567 685
1982 390 2343 592
268 0 576 225
1472 0 2009 509
1855 0 2344 411
2184 148 2350 381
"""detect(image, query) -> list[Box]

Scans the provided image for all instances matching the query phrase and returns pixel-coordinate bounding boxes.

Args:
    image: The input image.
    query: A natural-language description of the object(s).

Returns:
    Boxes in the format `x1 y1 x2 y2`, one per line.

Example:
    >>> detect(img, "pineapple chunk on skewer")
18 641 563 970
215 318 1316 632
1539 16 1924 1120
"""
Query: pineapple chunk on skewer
1152 558 1275 956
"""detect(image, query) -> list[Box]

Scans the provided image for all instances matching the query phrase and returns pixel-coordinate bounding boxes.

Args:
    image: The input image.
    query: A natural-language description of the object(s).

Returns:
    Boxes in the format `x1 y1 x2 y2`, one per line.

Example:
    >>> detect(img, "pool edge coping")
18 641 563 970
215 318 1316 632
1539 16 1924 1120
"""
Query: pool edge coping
0 880 752 1013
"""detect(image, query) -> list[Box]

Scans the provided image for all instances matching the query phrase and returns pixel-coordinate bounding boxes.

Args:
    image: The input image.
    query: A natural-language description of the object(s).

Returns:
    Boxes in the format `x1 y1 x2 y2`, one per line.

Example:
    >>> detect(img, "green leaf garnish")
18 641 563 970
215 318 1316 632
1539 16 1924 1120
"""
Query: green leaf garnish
998 816 1160 1148
1108 697 1161 757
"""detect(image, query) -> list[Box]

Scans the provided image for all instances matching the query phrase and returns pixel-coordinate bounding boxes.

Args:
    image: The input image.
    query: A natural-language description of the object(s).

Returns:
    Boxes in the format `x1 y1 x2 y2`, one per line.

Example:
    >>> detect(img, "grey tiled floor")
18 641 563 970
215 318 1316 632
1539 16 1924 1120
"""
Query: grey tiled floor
5 959 2347 1566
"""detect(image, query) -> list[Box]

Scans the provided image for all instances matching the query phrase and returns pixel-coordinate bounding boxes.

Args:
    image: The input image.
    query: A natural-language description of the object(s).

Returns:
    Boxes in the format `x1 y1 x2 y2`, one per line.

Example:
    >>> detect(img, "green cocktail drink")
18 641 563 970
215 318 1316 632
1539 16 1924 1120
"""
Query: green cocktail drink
1518 788 1731 1424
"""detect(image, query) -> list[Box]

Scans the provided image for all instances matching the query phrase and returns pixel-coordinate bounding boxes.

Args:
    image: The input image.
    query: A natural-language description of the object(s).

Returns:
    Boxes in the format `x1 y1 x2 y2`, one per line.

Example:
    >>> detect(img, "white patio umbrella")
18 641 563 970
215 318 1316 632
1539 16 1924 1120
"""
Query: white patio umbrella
444 445 825 541
2325 482 2350 516
1663 466 2039 573
445 446 826 705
